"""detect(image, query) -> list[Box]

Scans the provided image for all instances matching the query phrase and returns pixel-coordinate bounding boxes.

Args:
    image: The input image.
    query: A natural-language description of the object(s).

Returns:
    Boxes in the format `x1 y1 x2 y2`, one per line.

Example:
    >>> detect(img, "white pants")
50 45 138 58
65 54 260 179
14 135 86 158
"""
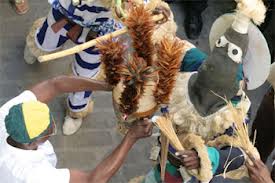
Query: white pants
35 8 101 113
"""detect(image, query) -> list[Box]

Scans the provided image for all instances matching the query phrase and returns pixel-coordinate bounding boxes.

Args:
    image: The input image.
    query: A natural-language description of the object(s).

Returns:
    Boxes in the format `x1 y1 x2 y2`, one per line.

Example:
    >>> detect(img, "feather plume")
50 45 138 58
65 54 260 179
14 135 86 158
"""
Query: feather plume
125 4 155 66
97 37 126 86
154 38 184 105
235 0 266 25
119 55 158 114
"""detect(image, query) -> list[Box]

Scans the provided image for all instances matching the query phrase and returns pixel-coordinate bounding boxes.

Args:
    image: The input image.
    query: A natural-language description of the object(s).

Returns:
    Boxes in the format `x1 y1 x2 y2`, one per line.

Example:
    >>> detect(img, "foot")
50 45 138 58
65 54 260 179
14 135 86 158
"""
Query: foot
184 13 203 40
13 0 29 15
62 115 83 135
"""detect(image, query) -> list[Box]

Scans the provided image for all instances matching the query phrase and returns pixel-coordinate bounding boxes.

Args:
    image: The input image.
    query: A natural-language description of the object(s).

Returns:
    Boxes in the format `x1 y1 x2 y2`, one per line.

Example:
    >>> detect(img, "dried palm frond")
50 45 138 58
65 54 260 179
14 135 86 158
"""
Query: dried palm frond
160 132 169 181
124 5 155 66
154 38 184 104
227 101 260 160
97 37 126 86
119 55 158 114
210 93 260 162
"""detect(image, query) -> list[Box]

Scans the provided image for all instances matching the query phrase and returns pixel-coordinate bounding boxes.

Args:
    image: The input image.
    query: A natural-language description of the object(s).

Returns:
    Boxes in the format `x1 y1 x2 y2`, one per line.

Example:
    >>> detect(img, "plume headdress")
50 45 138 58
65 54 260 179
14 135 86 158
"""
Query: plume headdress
98 2 184 125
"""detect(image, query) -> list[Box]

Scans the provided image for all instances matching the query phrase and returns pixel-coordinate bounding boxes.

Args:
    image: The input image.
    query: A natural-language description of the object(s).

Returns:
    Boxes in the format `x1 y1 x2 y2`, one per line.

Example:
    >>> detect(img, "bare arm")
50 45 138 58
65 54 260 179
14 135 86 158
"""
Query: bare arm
30 75 111 103
69 120 153 183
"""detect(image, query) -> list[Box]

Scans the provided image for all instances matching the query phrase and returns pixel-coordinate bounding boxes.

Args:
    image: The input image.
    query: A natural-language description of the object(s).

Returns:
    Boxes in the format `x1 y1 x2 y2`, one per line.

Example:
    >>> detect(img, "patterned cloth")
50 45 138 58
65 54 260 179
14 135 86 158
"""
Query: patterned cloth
36 0 122 113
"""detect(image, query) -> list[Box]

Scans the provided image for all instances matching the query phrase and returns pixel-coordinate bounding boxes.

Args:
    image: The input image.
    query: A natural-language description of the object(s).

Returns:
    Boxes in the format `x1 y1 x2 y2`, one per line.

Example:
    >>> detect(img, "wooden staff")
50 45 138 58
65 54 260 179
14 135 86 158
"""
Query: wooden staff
38 14 163 62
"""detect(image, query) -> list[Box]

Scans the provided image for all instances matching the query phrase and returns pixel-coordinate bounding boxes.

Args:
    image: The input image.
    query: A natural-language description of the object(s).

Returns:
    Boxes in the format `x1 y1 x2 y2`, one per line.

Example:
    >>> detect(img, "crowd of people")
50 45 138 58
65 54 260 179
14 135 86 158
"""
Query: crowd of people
2 0 275 183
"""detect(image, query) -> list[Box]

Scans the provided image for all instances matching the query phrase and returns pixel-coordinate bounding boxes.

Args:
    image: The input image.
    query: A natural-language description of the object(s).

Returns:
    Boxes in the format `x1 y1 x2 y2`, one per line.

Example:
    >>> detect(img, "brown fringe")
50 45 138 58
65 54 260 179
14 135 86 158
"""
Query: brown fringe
154 38 184 104
97 37 126 86
125 4 155 66
119 55 158 114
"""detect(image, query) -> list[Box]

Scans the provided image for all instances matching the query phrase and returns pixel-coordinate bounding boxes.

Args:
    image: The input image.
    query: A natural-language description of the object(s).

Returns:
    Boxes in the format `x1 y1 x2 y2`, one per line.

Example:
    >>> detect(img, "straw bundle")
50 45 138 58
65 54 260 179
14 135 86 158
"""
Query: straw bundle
154 116 184 151
160 132 169 181
227 101 260 161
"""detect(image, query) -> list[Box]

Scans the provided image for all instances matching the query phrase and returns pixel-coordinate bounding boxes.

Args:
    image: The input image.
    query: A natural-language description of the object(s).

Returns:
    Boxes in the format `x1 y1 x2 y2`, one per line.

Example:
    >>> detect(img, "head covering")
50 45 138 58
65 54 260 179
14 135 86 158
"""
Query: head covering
5 101 53 144
188 0 268 116
209 13 271 90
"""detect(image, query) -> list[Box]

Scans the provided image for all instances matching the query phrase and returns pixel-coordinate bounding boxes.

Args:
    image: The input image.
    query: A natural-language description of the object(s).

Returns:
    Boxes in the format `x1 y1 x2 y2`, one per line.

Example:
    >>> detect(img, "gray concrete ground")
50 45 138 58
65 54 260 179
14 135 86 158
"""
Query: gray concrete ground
0 0 273 182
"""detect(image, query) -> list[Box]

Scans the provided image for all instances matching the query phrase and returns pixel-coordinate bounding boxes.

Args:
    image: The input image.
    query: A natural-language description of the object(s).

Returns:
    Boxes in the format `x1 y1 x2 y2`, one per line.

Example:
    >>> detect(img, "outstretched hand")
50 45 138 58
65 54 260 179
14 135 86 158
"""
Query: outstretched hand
246 154 273 183
127 118 153 141
176 150 200 170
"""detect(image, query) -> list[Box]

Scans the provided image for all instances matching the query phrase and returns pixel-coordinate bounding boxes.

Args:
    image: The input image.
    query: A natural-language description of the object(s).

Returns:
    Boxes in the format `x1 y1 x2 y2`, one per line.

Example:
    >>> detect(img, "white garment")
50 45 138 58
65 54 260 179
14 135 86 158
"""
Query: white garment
0 91 70 183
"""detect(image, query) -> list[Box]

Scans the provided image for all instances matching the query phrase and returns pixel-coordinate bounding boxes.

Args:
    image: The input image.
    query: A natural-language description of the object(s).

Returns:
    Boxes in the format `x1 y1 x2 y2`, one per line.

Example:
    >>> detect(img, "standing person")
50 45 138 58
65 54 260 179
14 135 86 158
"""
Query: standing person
183 0 207 40
0 75 153 183
10 0 29 14
165 0 207 39
24 0 124 135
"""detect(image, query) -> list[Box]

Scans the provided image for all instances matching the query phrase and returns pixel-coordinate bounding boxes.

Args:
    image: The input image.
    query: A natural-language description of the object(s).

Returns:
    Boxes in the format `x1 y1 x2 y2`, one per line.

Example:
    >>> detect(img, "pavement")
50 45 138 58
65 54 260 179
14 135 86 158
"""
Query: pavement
0 0 274 182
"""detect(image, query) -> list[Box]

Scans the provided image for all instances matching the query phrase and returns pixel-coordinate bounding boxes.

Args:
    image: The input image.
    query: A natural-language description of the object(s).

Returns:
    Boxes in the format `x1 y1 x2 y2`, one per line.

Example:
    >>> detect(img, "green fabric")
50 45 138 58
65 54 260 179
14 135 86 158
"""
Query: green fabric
207 146 220 174
5 104 30 144
181 48 207 72
5 103 53 144
153 161 180 180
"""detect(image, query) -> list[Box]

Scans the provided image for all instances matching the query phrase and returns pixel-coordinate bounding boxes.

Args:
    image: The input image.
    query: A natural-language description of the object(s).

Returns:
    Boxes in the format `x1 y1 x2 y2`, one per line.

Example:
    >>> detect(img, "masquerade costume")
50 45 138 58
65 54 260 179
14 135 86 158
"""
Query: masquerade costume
140 0 271 182
98 0 271 182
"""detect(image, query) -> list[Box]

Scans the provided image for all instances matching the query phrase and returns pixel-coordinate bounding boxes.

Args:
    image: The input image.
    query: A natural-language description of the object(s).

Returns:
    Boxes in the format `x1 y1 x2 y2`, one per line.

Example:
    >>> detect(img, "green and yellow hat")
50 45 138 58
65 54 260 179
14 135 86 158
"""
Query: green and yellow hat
5 101 53 144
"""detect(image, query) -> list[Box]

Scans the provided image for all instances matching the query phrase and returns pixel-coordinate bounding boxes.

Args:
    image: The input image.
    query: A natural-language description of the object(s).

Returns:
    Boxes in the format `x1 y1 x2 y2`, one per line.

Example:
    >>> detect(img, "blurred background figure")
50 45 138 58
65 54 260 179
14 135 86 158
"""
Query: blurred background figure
10 0 29 15
165 0 207 39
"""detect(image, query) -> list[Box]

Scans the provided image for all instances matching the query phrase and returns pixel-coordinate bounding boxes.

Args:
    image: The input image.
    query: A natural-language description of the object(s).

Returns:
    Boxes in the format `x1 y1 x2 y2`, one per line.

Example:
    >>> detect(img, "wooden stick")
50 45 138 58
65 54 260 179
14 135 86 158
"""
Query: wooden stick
160 133 169 181
38 28 127 62
38 14 163 63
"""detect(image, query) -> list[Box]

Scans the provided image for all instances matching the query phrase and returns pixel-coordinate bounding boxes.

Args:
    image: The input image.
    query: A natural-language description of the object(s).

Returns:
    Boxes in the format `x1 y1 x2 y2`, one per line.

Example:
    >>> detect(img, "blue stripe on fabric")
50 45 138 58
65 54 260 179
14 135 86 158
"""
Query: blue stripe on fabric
84 47 100 55
84 91 92 98
52 8 64 21
37 20 49 46
68 3 76 15
57 35 68 47
75 53 101 70
95 17 110 23
68 100 87 110
52 8 73 31
76 5 109 13
58 5 84 22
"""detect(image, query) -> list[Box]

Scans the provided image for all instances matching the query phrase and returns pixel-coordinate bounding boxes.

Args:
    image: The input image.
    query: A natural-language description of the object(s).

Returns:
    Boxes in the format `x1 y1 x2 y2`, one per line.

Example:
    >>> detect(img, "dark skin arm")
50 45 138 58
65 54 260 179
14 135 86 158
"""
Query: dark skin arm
30 75 112 103
176 150 200 170
69 119 153 183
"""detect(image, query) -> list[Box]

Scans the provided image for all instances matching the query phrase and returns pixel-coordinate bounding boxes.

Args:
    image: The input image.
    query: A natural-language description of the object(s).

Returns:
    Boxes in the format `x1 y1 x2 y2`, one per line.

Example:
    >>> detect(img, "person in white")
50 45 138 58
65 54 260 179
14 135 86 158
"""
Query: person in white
0 75 153 183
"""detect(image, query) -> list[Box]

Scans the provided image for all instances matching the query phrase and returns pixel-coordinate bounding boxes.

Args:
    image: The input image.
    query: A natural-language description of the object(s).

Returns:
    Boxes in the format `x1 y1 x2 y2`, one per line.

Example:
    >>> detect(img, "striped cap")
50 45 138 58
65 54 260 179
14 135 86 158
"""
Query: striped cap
5 101 53 144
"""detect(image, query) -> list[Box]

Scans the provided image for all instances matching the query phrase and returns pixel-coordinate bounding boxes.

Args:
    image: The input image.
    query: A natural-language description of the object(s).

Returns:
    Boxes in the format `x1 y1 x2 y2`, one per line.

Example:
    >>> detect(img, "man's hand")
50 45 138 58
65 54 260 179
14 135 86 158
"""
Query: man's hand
176 150 200 170
126 118 153 141
246 154 274 183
